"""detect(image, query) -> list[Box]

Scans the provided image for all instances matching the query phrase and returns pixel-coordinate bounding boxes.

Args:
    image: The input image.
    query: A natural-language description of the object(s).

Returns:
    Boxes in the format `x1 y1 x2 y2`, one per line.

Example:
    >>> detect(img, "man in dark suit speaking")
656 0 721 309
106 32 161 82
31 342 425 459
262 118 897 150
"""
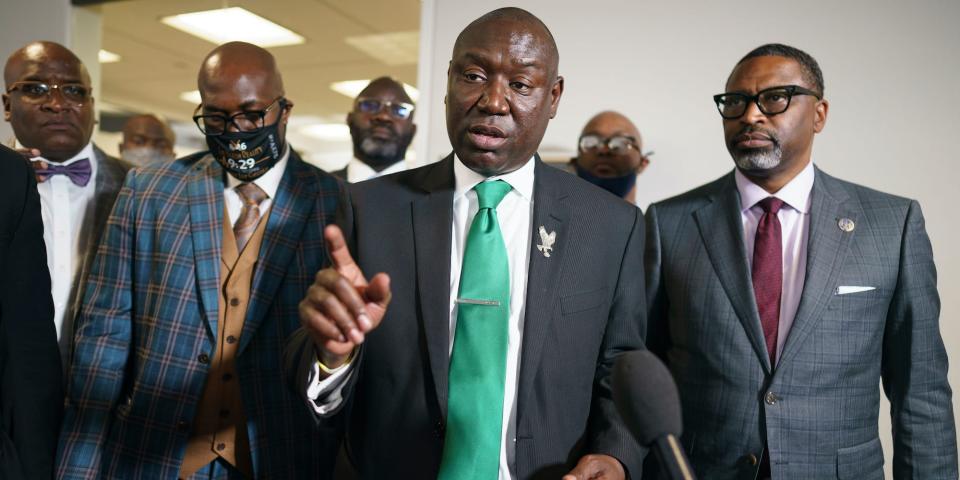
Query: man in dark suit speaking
288 7 646 480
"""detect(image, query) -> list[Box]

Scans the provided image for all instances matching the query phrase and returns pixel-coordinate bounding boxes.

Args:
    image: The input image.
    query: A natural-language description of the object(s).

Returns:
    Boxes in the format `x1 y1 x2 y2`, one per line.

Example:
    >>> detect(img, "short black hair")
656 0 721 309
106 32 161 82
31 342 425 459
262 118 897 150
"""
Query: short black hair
734 43 824 95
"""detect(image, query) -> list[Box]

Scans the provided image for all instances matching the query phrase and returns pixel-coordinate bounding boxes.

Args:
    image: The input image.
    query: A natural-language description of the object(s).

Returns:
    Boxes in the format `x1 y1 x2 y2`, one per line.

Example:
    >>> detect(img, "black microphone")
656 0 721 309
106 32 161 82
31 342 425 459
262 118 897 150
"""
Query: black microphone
613 350 696 480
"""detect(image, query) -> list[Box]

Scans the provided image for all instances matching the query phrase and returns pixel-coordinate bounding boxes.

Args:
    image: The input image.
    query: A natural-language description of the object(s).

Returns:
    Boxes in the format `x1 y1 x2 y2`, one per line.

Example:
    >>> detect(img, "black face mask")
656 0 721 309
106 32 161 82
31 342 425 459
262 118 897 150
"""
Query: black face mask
574 162 637 199
206 120 284 181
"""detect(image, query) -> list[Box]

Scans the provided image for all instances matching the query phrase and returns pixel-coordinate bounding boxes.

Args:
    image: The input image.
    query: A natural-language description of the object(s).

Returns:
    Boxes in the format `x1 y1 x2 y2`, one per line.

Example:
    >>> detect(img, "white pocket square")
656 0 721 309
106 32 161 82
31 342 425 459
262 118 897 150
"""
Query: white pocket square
836 286 876 295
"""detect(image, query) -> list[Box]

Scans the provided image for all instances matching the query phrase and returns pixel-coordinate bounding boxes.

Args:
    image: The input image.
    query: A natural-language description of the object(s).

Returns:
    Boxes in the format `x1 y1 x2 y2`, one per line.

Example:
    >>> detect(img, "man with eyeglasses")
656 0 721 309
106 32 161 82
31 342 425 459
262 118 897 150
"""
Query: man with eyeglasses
2 41 130 373
57 41 344 479
644 43 957 479
332 76 416 182
570 111 651 204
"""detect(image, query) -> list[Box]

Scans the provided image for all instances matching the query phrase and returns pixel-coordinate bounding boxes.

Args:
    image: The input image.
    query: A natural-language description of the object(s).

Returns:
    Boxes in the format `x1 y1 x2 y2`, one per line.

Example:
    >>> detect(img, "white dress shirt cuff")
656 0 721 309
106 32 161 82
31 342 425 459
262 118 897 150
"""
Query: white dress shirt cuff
305 349 355 415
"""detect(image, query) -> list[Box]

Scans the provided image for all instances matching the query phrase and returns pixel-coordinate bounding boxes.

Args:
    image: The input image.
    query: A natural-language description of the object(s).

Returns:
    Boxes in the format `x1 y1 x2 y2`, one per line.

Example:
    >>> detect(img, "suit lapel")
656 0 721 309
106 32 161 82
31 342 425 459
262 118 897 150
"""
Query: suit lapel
411 156 455 417
777 169 857 368
240 153 316 354
72 147 128 315
187 154 225 342
693 174 772 371
516 159 570 415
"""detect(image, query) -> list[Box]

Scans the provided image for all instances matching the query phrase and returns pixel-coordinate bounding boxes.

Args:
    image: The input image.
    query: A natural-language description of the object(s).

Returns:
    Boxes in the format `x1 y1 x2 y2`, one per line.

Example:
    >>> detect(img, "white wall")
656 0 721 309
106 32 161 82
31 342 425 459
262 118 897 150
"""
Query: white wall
418 0 960 475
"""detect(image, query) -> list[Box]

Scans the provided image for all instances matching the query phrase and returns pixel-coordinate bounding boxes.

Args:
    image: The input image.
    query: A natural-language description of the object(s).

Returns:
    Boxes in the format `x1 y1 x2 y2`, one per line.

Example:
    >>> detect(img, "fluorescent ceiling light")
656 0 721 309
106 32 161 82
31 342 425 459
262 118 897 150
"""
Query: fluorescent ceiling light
179 90 202 105
299 123 350 141
330 80 420 102
98 49 121 63
161 7 305 48
345 31 419 66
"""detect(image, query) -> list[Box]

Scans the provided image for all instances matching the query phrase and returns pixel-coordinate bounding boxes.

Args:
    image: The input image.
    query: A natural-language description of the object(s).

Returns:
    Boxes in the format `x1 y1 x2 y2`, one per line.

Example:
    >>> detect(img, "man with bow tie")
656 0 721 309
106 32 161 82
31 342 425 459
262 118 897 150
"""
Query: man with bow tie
3 41 130 370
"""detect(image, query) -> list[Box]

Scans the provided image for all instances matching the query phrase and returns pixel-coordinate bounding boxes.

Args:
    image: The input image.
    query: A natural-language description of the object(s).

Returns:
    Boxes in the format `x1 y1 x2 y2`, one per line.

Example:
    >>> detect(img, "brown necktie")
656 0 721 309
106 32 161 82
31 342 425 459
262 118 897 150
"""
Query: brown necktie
233 182 268 253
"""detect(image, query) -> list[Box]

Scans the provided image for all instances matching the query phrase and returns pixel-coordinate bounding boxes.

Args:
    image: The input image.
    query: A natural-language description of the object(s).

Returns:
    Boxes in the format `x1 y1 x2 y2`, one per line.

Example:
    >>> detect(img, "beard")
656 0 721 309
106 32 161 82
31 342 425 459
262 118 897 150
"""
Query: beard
355 132 412 171
730 127 782 172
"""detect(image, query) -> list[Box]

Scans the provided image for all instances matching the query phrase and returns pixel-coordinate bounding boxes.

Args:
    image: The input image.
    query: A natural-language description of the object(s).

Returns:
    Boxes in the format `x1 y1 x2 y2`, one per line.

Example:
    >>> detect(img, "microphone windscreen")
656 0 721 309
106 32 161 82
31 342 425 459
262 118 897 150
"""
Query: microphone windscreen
612 350 682 446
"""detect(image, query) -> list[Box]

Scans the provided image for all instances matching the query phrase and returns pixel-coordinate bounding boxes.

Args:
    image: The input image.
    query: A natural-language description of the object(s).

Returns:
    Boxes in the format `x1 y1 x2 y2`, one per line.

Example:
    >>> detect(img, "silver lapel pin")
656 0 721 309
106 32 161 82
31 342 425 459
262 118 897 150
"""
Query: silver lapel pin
536 226 556 257
838 217 855 232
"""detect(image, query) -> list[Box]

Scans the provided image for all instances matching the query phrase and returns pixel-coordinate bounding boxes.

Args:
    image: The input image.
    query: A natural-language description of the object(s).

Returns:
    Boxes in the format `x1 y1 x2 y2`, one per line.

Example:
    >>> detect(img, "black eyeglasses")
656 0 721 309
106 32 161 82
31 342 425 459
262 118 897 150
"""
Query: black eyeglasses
713 85 821 119
193 97 286 135
578 134 639 154
6 81 91 107
355 98 414 119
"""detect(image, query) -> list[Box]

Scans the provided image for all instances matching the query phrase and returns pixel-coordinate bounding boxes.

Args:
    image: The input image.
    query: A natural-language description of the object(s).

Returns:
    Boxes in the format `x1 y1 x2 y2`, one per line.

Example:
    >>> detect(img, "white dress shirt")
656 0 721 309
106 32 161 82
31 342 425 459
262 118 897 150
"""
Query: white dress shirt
345 157 408 183
29 141 98 364
222 146 289 224
308 155 536 479
735 160 815 364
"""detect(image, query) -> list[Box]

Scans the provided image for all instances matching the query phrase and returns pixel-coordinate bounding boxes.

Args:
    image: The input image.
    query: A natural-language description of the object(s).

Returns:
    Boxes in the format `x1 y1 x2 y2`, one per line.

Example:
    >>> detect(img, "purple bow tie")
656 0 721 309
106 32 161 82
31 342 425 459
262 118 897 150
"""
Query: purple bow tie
34 157 92 187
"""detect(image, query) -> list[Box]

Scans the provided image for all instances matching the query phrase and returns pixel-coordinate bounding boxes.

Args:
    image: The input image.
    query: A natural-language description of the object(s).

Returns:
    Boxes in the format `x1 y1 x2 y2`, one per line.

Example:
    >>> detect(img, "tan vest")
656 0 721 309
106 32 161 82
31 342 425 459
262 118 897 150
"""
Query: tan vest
179 206 271 478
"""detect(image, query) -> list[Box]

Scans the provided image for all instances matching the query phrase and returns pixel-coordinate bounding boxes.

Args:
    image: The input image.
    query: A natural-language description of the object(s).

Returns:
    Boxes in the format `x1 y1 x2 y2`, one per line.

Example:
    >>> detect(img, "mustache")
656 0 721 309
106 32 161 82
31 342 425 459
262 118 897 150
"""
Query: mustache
732 126 780 145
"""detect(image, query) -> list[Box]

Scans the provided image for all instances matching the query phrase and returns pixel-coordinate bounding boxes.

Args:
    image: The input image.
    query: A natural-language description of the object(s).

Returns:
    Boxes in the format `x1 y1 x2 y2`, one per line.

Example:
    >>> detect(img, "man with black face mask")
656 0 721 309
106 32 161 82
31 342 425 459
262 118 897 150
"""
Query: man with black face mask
570 111 650 204
57 41 344 479
332 76 416 182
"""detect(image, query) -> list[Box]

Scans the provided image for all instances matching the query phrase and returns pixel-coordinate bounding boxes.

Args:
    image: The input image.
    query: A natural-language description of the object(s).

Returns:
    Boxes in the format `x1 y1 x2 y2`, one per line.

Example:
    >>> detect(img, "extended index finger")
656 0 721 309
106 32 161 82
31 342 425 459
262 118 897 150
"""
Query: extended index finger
324 224 367 287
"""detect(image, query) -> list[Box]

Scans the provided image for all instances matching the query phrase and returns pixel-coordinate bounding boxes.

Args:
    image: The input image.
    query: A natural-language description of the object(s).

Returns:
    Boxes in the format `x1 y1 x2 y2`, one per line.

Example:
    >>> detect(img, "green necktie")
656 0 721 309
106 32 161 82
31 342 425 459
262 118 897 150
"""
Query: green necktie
438 180 513 480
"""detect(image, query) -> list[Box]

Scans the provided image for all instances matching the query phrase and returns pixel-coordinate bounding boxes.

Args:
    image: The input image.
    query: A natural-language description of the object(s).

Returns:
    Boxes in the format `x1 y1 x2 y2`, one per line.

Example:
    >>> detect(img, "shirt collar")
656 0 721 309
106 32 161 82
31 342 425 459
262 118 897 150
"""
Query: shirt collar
24 140 96 167
225 144 290 200
346 157 407 183
453 154 536 203
735 160 815 214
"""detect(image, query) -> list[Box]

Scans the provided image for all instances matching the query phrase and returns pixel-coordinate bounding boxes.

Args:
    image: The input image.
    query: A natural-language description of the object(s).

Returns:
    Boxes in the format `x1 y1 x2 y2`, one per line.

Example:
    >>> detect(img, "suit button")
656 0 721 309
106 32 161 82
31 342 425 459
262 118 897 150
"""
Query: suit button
433 420 444 437
226 335 237 344
744 453 758 466
222 373 233 382
765 391 778 405
216 442 226 452
177 420 190 432
230 298 240 307
198 353 210 364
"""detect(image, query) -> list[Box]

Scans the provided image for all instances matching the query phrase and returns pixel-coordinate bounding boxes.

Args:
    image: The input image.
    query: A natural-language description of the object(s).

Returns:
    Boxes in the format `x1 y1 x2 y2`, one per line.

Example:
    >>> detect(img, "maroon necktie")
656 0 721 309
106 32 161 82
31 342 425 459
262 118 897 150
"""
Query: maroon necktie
752 197 784 367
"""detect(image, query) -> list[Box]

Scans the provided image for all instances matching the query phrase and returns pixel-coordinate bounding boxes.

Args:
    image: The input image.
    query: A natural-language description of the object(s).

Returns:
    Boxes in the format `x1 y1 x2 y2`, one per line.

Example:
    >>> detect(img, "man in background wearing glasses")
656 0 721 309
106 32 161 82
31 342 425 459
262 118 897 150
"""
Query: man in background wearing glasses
58 41 344 479
2 41 131 373
569 110 651 205
332 76 416 182
644 43 957 479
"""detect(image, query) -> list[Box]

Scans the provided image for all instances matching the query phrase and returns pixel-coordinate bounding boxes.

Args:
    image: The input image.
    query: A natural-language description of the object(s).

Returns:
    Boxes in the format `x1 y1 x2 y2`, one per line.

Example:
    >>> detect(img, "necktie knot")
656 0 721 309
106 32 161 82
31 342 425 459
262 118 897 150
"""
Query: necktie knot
236 182 268 206
757 196 785 215
474 180 512 210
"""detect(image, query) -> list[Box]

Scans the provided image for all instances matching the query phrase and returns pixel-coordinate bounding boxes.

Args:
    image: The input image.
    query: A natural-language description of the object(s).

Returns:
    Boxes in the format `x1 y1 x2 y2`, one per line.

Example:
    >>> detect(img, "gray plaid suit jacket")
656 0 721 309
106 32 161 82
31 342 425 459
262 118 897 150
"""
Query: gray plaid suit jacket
644 167 957 479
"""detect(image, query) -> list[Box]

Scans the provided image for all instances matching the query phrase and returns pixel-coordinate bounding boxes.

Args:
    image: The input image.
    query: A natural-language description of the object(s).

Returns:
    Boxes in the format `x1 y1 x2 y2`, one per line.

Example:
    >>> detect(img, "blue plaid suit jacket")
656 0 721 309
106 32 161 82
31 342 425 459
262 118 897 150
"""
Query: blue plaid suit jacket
645 168 957 479
57 151 344 479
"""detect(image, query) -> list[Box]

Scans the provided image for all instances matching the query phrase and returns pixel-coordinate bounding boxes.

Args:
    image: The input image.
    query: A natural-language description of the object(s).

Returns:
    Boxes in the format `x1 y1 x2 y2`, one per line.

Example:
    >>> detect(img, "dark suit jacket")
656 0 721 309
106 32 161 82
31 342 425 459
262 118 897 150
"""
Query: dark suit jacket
57 151 344 479
329 167 347 181
645 168 957 479
290 154 646 479
0 145 62 480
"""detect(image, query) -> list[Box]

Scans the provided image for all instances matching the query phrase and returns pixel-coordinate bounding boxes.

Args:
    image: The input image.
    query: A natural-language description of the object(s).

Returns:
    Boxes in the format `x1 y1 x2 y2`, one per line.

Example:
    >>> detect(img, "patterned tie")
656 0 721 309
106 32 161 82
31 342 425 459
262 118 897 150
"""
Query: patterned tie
33 157 92 186
439 180 512 480
752 197 785 367
233 182 268 253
